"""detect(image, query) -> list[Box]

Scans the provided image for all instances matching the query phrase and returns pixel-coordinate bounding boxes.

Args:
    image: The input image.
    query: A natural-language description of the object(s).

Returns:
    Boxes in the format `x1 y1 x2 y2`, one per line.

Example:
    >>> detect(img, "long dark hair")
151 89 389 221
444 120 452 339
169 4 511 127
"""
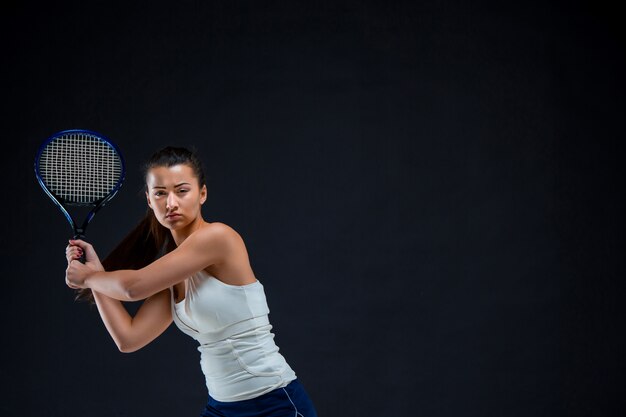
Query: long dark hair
75 146 207 304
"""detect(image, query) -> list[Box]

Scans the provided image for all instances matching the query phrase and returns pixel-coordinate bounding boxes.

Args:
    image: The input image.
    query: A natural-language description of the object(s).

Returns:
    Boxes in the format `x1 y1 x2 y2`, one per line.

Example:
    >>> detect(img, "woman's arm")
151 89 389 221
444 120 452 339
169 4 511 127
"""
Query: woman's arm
66 242 173 353
92 289 173 353
67 222 237 301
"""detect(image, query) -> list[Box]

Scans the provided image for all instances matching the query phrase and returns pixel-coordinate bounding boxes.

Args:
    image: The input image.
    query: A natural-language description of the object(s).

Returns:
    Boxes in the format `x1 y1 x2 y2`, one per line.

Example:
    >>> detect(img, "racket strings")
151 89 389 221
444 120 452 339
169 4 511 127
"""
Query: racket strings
38 133 123 204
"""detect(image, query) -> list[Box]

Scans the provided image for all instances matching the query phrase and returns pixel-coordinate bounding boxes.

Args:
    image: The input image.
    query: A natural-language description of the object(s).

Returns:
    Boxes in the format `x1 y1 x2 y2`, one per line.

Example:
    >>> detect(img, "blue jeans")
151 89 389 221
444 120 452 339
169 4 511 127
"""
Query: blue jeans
200 379 318 417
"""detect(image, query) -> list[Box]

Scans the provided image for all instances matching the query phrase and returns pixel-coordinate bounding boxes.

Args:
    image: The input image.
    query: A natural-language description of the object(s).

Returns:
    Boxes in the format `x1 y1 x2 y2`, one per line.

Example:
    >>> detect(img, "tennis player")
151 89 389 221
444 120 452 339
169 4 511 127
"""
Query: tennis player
65 146 317 417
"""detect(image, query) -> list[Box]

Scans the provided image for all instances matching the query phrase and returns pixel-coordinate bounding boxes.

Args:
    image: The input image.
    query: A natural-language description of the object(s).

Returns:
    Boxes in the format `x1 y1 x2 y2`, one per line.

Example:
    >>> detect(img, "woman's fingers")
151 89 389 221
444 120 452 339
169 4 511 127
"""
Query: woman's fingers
67 241 104 271
66 243 84 263
65 261 78 288
69 239 92 251
66 246 82 257
69 239 98 261
65 259 92 289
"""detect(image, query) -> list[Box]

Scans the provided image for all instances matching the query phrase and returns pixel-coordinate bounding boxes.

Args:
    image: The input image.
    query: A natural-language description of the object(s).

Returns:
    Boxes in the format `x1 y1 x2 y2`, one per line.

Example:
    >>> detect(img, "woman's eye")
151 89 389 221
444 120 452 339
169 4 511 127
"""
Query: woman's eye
178 189 189 193
154 192 165 196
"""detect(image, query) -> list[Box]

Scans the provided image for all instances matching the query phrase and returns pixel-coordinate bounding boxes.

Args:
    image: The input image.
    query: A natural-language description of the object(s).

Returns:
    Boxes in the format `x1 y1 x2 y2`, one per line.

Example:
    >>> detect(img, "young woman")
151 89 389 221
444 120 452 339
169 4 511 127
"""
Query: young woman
64 146 317 417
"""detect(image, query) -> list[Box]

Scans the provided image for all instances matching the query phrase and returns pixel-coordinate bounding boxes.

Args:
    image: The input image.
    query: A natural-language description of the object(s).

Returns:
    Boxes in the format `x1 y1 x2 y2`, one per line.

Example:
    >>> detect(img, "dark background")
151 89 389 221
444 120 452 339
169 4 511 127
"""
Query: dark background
2 1 624 416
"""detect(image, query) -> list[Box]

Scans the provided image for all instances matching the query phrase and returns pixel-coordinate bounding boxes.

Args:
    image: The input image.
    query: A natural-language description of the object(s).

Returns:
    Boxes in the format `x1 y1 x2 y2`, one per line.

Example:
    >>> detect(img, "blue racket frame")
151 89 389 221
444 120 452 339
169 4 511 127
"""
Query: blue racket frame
34 128 126 239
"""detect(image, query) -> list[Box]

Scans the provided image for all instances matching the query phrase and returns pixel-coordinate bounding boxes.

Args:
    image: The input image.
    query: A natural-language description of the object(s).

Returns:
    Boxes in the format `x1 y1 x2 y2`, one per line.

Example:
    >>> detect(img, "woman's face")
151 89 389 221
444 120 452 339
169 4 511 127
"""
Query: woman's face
145 163 207 230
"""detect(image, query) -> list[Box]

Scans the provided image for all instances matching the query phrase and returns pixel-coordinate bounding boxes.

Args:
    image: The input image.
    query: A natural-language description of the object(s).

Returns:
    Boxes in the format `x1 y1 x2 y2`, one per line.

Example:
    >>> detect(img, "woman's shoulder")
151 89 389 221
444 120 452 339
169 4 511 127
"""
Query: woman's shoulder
205 221 239 234
191 221 243 243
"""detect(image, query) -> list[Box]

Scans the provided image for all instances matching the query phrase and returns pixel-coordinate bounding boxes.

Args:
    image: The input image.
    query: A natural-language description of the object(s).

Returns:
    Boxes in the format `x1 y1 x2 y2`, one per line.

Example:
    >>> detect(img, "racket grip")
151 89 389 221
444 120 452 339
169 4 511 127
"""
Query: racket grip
72 233 87 264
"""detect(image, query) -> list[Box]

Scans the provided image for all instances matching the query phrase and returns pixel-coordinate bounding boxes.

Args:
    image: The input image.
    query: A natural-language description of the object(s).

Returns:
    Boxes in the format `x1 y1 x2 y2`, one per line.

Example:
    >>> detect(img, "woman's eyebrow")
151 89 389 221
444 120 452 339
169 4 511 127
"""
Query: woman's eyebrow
151 182 191 189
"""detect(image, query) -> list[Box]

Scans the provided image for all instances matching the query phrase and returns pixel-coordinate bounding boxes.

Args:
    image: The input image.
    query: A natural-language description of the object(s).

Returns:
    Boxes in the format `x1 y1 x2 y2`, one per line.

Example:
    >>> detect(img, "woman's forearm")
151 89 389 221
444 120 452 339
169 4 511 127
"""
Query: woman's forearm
91 290 134 351
85 270 137 301
92 289 173 353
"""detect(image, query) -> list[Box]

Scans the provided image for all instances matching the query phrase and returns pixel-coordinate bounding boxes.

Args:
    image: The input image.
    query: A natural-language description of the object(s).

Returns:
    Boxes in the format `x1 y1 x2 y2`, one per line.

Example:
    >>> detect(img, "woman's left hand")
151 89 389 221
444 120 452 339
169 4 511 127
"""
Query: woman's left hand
65 259 96 289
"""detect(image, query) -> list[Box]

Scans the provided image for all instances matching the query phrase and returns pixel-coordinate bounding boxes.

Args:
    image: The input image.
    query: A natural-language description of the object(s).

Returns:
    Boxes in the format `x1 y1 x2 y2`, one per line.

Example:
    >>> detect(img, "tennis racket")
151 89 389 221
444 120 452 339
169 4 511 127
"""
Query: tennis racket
34 129 126 262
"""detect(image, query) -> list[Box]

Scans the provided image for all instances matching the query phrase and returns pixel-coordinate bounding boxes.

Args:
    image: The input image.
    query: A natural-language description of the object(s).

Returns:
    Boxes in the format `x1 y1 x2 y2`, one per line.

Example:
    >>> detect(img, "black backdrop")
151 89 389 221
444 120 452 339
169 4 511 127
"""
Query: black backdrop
2 1 624 416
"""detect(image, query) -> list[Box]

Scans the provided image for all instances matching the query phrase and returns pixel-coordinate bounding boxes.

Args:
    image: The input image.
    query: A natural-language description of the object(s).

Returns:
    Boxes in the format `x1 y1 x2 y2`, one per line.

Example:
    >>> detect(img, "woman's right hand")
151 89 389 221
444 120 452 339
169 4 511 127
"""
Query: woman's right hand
65 239 105 272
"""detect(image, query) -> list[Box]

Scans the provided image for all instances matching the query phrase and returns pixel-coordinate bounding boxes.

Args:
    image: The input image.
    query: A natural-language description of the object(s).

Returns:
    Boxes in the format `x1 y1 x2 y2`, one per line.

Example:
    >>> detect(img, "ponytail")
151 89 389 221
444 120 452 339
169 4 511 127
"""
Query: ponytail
74 209 175 304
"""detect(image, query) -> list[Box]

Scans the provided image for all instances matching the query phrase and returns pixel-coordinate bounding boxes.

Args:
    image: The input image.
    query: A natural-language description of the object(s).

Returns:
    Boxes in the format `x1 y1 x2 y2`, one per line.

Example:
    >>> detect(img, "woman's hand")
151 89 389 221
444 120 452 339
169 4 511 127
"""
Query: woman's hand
65 239 105 289
65 260 96 289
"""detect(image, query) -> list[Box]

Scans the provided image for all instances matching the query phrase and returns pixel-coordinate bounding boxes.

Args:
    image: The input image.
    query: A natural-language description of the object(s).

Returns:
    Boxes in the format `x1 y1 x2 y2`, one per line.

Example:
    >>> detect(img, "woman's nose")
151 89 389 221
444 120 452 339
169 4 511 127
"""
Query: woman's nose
166 192 178 210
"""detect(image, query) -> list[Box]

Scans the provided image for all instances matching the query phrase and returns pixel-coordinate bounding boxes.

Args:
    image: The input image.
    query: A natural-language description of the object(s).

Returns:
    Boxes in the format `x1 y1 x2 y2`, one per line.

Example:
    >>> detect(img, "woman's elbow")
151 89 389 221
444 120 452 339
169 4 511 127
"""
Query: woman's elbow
117 341 140 353
123 281 146 302
112 271 145 302
113 334 141 353
124 288 142 302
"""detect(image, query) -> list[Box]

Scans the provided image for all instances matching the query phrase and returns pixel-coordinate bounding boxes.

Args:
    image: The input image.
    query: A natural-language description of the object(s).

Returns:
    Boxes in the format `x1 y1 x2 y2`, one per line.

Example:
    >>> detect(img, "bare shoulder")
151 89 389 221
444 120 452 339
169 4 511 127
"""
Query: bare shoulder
207 221 242 239
189 222 243 245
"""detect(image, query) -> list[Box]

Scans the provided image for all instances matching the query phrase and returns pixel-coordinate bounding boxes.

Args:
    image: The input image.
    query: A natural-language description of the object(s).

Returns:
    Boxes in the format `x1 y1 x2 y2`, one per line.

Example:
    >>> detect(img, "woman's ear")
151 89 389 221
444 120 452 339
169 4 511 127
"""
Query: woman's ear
145 191 152 209
200 185 207 205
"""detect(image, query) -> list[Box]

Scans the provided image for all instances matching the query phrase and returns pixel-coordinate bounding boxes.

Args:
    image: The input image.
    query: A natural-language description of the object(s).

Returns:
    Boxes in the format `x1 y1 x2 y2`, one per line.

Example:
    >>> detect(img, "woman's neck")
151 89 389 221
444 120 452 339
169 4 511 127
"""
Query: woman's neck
171 216 209 246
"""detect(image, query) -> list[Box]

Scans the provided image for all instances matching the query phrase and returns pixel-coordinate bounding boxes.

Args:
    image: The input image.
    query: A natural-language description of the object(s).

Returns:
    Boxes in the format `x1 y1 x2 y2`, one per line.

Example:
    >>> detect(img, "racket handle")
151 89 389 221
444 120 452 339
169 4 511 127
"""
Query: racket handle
72 233 87 264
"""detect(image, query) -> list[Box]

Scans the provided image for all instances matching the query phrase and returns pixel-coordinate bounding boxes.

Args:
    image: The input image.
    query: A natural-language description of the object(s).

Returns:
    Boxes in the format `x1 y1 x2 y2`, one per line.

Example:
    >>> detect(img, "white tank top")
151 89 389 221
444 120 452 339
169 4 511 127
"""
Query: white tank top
170 269 297 402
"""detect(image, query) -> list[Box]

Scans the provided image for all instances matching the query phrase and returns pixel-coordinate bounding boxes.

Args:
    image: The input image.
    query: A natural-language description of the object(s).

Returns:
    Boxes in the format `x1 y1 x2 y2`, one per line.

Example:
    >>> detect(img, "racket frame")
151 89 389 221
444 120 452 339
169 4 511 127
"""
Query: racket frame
34 128 126 239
